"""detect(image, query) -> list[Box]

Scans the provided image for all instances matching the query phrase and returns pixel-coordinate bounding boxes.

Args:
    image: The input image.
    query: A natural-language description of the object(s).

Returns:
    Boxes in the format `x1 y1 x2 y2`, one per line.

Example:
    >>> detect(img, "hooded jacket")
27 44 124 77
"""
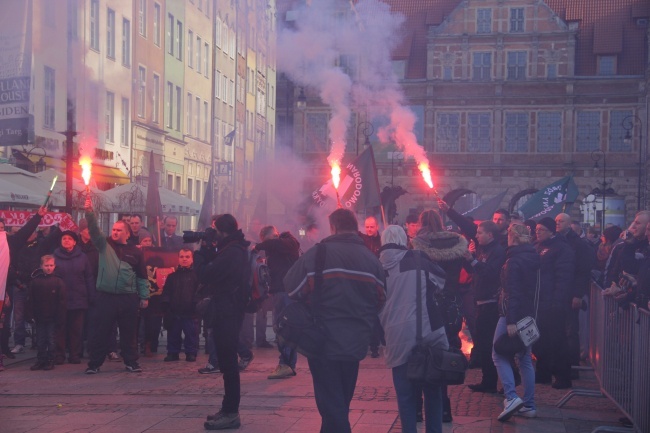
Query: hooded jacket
469 239 506 302
411 230 468 297
284 233 386 361
379 245 449 368
254 232 300 294
499 244 541 324
535 235 575 311
26 269 66 324
86 212 149 299
162 265 199 317
53 245 96 310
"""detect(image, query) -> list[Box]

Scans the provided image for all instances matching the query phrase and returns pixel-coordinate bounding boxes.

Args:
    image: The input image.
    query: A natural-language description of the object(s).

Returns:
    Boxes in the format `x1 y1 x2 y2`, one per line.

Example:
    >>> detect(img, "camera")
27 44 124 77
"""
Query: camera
183 227 218 244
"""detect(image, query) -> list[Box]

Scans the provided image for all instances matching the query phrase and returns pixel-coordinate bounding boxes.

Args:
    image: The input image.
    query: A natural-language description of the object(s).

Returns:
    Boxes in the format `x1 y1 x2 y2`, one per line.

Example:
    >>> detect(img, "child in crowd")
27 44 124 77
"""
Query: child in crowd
26 255 66 371
162 248 200 362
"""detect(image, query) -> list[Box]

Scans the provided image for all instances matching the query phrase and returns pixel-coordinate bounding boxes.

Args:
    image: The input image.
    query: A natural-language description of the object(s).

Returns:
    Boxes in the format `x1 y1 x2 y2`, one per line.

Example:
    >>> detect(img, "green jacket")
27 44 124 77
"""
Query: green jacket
86 212 149 299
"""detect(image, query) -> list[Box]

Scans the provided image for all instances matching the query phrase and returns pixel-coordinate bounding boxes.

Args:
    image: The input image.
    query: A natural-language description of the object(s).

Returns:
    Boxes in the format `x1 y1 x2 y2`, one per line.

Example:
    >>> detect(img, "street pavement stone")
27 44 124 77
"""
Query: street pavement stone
0 340 627 433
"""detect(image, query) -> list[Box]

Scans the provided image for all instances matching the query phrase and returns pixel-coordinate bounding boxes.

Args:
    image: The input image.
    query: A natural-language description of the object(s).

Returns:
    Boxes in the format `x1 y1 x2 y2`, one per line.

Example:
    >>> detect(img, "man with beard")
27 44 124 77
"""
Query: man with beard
492 209 511 248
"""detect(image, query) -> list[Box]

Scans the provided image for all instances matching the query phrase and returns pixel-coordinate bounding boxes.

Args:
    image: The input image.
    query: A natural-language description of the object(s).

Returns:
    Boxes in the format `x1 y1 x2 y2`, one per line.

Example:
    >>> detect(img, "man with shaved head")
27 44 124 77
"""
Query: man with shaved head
604 211 650 289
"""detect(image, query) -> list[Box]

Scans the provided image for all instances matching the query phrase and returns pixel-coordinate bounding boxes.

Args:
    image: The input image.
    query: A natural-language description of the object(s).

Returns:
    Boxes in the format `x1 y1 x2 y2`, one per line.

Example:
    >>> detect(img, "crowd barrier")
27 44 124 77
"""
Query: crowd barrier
557 283 650 433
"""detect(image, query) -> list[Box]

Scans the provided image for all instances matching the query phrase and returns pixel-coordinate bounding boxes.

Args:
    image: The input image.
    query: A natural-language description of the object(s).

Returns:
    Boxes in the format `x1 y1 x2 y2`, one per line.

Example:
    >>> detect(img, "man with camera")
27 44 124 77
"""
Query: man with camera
201 214 250 431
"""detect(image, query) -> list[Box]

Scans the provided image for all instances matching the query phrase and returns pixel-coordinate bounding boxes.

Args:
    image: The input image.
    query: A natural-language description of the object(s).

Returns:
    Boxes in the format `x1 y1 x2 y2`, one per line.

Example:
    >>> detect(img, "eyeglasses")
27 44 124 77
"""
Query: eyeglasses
535 227 549 233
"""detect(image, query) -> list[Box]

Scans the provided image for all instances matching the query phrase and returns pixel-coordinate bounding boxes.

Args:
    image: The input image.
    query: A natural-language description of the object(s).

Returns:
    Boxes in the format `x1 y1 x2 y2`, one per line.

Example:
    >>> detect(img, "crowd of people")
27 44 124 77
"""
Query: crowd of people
0 195 648 432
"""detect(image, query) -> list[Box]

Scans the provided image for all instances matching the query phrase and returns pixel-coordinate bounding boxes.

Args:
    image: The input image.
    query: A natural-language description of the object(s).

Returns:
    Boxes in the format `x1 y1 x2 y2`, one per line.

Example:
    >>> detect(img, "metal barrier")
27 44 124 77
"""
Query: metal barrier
557 283 650 433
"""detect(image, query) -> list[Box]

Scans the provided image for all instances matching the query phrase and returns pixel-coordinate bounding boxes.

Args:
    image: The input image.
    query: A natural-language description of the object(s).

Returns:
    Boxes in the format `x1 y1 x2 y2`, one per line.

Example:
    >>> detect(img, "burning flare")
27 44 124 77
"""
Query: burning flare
331 162 341 190
418 161 434 189
79 155 92 186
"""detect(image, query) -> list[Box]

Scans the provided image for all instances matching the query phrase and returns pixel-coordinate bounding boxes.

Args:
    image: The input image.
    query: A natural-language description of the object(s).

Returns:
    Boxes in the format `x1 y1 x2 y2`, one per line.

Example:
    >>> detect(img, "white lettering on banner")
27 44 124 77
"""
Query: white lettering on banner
0 210 77 231
531 184 567 219
344 163 364 208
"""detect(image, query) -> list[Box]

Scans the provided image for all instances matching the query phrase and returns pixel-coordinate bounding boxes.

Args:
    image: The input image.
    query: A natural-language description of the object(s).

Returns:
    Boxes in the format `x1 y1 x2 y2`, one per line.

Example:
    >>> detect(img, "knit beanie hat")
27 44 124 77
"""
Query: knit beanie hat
61 230 78 243
537 217 556 233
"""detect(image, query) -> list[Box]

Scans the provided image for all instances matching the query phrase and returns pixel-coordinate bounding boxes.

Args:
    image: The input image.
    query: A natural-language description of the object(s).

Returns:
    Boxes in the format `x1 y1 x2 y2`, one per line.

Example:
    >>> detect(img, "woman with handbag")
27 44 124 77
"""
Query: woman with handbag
411 209 467 423
492 223 540 421
378 226 448 433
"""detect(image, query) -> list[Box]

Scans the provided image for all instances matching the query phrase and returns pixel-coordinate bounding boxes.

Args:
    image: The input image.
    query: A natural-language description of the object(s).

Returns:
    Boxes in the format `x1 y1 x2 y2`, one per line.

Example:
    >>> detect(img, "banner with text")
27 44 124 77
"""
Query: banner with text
0 210 77 231
0 0 32 147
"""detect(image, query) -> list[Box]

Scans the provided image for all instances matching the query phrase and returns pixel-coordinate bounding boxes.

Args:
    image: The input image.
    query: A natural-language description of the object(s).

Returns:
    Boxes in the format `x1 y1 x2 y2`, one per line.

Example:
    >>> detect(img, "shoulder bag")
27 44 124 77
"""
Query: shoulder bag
515 269 541 347
406 252 468 386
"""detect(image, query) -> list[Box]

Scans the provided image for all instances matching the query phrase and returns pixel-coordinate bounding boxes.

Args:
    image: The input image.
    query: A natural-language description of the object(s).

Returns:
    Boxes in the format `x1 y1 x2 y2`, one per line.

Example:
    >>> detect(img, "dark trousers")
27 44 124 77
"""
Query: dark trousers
166 316 199 355
35 321 56 362
566 308 581 366
142 314 163 352
87 292 140 369
533 307 571 382
212 310 244 413
369 316 384 351
474 302 499 387
307 357 360 433
255 296 273 343
55 309 85 362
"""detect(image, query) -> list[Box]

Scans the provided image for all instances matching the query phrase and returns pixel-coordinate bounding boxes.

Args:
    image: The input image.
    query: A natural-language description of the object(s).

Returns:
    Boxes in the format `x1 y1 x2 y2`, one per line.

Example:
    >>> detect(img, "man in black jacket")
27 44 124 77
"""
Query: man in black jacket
284 209 385 433
160 216 184 251
465 221 506 393
533 217 575 389
253 226 300 379
202 214 249 431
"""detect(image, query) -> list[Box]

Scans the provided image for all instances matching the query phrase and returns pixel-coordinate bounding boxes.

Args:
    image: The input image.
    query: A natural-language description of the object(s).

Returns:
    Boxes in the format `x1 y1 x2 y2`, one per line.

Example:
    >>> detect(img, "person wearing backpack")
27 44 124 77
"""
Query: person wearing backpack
253 226 300 379
201 214 250 431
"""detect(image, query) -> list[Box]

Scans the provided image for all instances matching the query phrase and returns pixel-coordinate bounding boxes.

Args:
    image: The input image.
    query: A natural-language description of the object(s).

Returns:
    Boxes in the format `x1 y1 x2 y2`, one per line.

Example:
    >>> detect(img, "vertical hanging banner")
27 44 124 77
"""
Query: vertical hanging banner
0 0 32 146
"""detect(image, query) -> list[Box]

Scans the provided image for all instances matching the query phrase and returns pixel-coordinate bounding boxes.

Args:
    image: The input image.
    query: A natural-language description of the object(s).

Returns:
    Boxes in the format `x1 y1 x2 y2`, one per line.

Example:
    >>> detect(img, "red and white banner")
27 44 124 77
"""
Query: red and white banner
0 210 78 231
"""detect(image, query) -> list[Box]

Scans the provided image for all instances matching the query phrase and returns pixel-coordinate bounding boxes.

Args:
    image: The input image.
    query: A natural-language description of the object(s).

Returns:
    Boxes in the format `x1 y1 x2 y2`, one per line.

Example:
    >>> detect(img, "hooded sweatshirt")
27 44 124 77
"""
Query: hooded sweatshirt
379 245 449 368
411 230 468 297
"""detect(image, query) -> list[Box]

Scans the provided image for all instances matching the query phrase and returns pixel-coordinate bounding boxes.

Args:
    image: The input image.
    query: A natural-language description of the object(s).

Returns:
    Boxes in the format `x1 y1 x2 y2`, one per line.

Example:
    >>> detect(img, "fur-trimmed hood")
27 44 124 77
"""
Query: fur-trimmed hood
411 230 468 263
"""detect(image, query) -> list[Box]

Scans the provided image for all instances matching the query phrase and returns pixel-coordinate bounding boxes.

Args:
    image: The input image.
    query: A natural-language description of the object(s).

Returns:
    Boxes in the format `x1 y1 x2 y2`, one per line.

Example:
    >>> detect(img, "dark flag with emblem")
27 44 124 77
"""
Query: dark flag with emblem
311 146 381 213
198 170 214 230
145 150 163 246
224 129 236 146
519 176 578 221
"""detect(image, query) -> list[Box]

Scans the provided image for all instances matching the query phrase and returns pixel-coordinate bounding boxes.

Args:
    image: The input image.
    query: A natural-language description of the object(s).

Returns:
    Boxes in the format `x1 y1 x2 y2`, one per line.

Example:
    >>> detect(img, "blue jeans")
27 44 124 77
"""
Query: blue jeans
492 317 536 409
392 363 442 433
166 316 199 355
272 292 297 368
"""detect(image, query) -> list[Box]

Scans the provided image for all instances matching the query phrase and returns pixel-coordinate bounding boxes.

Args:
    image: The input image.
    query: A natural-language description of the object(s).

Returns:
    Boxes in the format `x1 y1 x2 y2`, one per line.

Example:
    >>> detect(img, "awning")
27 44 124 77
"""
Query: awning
20 152 130 185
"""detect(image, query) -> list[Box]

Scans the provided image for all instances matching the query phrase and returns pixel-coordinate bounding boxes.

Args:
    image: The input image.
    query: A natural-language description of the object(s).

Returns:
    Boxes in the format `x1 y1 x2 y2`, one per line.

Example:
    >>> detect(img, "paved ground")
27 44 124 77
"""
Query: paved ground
0 336 626 433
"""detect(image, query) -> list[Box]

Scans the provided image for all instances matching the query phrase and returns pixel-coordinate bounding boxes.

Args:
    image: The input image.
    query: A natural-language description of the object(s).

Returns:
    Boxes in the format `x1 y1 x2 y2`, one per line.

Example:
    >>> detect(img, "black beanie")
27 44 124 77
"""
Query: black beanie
61 230 78 243
537 217 556 234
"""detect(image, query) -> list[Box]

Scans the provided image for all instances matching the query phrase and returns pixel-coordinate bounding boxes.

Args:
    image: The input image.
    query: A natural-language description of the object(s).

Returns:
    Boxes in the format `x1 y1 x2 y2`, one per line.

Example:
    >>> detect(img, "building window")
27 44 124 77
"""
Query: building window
175 86 182 131
105 92 115 143
122 19 131 66
106 9 115 59
576 111 601 152
138 67 146 118
537 112 562 152
166 81 173 128
167 14 174 55
167 174 173 189
507 51 527 80
195 96 200 137
505 112 529 152
204 42 209 77
90 0 99 51
196 36 202 74
153 3 161 46
472 52 491 81
215 71 221 99
67 0 78 40
442 66 452 81
152 74 160 123
435 113 460 152
215 18 221 48
186 92 192 135
138 0 146 37
510 8 524 33
176 21 183 61
305 113 329 152
43 66 55 129
598 56 616 76
467 113 491 152
196 179 201 201
547 63 557 79
203 101 208 140
609 110 633 152
188 30 194 68
187 178 193 199
175 175 181 193
120 97 129 146
477 8 491 34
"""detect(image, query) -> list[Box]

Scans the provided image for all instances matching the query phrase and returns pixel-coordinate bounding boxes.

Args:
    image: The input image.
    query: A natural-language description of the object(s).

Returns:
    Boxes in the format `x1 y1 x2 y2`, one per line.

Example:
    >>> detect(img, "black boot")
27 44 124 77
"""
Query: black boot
442 396 452 423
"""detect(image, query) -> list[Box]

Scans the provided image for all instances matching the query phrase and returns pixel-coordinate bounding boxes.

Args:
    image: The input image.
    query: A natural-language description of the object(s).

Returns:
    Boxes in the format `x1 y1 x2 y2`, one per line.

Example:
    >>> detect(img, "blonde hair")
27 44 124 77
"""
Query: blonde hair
41 255 55 265
509 224 532 244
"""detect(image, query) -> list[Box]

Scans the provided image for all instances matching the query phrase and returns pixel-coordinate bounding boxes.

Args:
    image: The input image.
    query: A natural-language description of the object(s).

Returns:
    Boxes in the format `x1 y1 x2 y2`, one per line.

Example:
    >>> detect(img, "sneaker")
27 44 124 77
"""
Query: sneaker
10 344 24 354
30 361 46 371
107 352 121 362
267 364 296 379
198 364 220 374
498 397 524 422
125 363 142 373
517 406 537 418
238 354 254 371
204 411 241 430
164 353 180 362
85 366 100 374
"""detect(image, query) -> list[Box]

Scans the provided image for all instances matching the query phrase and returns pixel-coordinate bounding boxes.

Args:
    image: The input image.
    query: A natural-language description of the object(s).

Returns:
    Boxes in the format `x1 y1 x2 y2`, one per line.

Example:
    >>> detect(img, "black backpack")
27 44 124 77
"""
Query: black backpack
240 249 271 313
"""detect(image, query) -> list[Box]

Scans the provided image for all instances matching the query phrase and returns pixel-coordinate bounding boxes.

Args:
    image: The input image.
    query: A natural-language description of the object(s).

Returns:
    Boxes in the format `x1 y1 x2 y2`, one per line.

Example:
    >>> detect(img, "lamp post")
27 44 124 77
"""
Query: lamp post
23 145 48 173
622 114 644 211
388 151 404 187
356 121 373 155
591 150 610 229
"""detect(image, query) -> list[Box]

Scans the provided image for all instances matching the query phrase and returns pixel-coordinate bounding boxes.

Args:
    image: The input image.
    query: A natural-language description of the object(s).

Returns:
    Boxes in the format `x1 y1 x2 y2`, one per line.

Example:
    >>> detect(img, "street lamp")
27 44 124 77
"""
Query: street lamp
23 145 48 173
296 88 307 110
622 114 644 211
356 121 373 155
591 150 611 229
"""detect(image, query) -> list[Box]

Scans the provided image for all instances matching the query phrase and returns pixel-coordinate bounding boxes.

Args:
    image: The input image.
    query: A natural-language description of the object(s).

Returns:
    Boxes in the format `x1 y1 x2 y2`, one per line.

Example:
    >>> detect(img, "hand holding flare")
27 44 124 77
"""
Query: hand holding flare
79 155 92 196
418 162 441 200
42 175 58 208
331 161 343 208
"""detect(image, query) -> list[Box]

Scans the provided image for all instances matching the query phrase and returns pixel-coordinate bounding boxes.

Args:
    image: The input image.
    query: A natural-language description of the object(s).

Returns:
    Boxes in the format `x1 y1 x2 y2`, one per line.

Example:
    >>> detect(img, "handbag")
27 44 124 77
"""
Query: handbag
274 243 328 358
516 270 541 347
406 252 468 385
